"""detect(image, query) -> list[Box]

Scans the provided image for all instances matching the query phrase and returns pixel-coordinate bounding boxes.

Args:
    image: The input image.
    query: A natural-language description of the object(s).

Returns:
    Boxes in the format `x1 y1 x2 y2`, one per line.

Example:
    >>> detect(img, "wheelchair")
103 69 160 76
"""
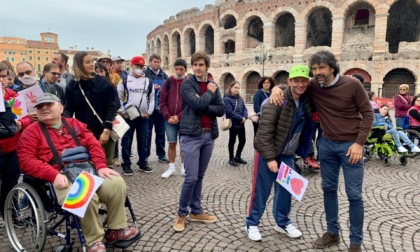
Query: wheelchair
364 126 410 166
4 175 140 252
404 128 420 149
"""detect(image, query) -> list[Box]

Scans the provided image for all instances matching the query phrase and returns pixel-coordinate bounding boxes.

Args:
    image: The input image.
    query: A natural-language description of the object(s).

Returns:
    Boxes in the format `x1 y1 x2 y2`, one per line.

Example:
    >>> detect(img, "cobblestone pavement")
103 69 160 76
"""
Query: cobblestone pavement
1 116 419 252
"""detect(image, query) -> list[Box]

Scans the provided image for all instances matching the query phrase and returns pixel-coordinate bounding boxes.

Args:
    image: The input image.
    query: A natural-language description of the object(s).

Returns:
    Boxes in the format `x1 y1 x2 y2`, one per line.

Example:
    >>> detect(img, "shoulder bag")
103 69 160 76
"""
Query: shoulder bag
78 83 129 141
221 99 237 131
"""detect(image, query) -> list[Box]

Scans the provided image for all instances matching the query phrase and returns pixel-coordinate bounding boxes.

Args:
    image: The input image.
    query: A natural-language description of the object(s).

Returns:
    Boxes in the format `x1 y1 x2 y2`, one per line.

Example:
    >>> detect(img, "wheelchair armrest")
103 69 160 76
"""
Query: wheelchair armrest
23 175 50 187
371 126 386 130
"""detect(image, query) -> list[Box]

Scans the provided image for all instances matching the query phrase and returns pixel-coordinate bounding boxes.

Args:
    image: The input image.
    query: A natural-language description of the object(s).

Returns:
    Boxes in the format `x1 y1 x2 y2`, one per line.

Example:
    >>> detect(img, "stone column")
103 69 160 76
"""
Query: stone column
293 19 306 63
263 22 275 49
370 81 383 97
235 28 245 66
372 9 389 61
331 16 345 60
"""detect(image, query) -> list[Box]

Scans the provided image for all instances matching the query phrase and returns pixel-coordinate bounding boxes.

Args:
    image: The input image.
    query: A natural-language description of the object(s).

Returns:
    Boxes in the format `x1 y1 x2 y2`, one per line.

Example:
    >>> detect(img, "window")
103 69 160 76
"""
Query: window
11 57 14 62
46 51 48 54
46 57 49 61
37 57 40 60
37 51 40 54
354 9 369 25
29 56 33 60
29 50 32 53
6 57 9 61
38 64 41 71
22 58 25 61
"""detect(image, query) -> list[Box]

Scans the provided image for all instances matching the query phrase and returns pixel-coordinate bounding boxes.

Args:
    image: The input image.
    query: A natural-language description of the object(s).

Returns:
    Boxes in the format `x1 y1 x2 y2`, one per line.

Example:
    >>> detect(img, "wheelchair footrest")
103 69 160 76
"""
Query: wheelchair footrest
111 232 141 249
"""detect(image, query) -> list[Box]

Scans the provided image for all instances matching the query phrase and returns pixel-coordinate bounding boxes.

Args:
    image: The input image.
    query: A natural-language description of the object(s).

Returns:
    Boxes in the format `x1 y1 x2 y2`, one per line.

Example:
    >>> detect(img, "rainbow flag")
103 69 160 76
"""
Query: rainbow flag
62 171 104 218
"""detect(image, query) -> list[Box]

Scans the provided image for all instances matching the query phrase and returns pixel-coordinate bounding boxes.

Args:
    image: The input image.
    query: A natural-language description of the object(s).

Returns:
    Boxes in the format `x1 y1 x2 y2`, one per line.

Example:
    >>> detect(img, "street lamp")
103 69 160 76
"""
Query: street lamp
255 47 272 76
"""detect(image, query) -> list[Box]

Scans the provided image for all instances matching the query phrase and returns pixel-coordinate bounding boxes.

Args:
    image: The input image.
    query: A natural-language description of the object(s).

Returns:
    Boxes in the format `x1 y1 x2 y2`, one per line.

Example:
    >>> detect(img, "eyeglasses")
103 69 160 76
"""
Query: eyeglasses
17 70 33 77
48 72 61 77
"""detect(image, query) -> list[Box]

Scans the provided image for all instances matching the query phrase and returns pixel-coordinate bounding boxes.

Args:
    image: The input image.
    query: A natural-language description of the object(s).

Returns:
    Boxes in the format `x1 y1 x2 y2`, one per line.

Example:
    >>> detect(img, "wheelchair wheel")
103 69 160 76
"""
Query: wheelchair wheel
364 146 372 161
399 156 408 166
4 183 47 252
383 157 391 167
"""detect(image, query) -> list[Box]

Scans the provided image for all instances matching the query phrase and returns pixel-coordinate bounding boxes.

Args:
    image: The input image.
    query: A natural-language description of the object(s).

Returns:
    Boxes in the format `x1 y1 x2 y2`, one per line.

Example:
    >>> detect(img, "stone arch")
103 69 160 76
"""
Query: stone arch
386 0 420 53
162 34 170 65
273 70 289 85
147 42 151 55
224 40 235 54
243 71 262 103
306 7 333 48
156 37 162 57
219 72 236 92
343 68 372 90
382 68 416 97
183 27 197 57
171 30 182 58
199 22 215 55
274 12 295 47
151 40 155 54
299 1 336 20
344 1 376 28
221 13 237 29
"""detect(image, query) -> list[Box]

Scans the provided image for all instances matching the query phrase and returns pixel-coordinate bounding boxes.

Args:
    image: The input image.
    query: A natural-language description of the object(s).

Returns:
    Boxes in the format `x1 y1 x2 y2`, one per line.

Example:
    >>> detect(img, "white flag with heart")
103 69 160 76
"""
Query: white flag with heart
276 162 309 201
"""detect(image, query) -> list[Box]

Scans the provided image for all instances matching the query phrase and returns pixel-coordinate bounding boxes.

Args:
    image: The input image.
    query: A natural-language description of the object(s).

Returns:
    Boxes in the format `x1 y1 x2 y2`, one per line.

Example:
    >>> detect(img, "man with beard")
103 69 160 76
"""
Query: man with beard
52 52 73 92
269 51 373 252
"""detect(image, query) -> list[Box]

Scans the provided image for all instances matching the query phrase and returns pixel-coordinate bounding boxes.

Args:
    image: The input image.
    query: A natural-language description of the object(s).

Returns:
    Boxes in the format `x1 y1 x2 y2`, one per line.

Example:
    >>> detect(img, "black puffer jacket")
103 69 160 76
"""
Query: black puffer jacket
254 87 313 161
179 75 225 139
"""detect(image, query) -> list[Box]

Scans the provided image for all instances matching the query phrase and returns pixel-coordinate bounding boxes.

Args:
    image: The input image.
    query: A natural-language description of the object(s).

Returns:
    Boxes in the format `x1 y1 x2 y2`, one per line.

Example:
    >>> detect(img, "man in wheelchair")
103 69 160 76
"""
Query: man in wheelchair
17 93 139 252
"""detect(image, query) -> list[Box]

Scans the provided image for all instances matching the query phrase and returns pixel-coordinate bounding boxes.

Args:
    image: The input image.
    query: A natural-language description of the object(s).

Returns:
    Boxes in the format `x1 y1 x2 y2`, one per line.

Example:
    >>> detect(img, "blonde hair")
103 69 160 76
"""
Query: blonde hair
72 51 94 81
399 84 409 90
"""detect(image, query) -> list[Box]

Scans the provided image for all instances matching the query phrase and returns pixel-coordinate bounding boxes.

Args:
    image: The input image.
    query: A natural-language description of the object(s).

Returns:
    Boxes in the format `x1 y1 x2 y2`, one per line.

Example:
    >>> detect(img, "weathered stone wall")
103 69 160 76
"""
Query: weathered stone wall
146 0 420 99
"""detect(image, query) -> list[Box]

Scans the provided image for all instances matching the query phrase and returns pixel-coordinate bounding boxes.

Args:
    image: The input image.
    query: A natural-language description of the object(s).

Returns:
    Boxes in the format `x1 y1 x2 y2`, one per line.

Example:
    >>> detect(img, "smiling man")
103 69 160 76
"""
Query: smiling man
245 65 312 242
270 51 373 252
173 51 225 232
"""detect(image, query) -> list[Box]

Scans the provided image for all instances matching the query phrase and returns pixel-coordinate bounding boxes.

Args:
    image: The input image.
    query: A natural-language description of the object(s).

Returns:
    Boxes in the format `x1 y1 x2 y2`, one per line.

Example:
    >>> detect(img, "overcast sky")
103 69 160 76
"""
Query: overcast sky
2 0 215 59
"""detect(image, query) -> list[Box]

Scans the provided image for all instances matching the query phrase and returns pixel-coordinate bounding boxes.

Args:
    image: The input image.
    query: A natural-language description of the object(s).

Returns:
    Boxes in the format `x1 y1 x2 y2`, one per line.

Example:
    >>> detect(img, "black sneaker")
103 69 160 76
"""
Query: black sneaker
228 159 238 167
158 157 169 164
235 157 248 164
139 165 153 173
122 166 134 176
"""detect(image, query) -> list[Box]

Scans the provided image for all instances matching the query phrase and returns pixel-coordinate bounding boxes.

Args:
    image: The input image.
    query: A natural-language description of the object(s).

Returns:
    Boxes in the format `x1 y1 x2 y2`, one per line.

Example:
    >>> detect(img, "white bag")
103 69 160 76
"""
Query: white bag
220 116 232 131
125 106 141 120
110 114 130 141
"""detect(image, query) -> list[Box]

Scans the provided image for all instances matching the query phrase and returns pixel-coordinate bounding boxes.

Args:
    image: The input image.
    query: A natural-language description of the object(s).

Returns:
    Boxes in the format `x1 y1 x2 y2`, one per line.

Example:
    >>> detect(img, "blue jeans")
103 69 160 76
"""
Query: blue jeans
386 128 414 148
246 153 294 228
121 116 149 168
319 137 364 245
178 133 214 216
147 110 166 158
395 117 404 128
164 121 180 143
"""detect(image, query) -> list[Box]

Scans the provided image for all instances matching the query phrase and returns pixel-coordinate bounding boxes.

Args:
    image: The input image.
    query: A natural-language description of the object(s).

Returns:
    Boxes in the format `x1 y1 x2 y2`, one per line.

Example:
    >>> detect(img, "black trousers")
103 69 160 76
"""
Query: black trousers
228 125 246 159
0 150 20 217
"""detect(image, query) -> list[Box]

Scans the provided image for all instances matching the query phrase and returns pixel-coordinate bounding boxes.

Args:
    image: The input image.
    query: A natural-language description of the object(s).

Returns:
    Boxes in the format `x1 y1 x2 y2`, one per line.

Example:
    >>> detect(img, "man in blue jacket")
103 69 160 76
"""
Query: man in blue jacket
144 54 169 164
173 51 225 232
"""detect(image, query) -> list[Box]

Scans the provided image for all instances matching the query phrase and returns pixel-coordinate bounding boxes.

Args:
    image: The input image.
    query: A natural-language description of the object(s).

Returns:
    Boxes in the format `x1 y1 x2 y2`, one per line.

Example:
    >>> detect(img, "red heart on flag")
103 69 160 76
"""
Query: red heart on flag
290 178 304 195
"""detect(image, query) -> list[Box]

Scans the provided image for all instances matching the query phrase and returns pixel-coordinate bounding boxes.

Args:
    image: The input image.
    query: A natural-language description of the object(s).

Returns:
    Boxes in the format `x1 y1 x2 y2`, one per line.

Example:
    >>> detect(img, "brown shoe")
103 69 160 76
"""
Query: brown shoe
189 212 217 223
105 227 139 244
173 215 186 232
348 244 362 252
313 232 340 248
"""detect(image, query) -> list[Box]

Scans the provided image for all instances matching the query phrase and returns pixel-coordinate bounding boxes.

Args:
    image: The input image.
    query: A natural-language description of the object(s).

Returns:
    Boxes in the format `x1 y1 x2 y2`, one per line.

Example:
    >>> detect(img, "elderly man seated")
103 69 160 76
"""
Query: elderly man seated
17 93 139 252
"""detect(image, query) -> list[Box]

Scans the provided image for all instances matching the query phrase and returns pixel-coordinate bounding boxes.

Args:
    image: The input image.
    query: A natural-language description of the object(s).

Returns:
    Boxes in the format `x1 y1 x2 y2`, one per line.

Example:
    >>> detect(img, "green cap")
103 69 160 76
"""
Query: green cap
289 65 310 79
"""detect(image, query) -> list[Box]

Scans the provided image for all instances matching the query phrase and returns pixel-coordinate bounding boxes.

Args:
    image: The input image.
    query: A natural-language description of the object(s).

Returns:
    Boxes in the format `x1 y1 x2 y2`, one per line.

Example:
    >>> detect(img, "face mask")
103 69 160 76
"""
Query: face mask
174 75 185 80
19 75 37 86
133 69 143 76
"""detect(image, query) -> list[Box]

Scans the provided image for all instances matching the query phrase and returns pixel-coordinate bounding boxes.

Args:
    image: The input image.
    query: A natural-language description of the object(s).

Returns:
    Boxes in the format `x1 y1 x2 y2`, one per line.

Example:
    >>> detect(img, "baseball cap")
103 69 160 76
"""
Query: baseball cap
131 56 145 66
34 93 61 108
289 65 310 79
112 56 124 61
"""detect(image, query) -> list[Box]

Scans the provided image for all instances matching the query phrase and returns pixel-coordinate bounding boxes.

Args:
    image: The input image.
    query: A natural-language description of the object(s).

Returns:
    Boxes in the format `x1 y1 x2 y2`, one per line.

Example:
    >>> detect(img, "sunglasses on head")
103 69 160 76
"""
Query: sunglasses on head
17 70 33 77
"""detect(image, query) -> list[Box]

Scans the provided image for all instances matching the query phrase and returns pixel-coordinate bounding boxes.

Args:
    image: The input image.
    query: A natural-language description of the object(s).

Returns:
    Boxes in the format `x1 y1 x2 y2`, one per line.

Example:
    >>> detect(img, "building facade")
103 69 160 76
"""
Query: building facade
146 0 420 101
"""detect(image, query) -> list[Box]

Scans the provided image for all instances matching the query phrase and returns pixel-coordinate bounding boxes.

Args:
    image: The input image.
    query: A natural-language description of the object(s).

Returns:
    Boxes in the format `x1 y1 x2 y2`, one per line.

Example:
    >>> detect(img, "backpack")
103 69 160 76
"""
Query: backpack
122 76 153 105
165 77 172 91
0 101 19 138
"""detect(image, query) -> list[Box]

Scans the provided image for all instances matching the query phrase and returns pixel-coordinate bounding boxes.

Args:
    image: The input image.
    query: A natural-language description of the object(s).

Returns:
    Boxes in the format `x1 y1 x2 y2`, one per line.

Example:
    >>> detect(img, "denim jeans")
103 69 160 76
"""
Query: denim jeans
147 110 166 159
395 117 404 128
178 133 214 216
386 128 414 148
164 121 180 144
121 116 149 168
319 137 364 245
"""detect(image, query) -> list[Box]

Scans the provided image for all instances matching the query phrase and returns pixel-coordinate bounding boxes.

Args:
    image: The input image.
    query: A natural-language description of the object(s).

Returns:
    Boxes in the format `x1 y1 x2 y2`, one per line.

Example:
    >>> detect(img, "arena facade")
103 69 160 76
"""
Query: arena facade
146 0 420 102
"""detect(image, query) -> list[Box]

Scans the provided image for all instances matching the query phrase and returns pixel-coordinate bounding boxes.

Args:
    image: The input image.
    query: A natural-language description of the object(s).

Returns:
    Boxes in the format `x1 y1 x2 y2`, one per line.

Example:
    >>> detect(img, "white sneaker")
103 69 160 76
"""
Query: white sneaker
245 225 262 241
274 224 302 238
180 166 185 176
161 167 175 179
397 146 408 153
411 146 420 153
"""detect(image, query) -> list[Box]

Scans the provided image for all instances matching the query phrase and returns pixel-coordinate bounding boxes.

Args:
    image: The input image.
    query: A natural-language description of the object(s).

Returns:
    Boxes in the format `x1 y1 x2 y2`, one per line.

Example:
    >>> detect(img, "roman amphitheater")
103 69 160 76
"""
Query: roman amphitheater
146 0 420 102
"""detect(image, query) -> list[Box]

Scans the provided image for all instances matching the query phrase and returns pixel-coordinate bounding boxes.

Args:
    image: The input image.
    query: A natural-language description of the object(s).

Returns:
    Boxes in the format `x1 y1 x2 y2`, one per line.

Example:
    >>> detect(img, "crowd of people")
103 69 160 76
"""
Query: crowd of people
1 48 420 252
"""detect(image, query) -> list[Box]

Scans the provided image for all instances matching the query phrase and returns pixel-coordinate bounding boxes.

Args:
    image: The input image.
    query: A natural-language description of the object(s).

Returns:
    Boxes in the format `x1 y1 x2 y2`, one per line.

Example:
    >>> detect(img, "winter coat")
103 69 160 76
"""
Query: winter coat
223 94 248 128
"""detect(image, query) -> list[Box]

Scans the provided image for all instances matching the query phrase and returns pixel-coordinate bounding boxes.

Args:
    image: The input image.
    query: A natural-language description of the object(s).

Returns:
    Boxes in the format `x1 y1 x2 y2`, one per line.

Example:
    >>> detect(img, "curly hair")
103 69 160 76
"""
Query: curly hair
309 50 340 76
257 76 275 90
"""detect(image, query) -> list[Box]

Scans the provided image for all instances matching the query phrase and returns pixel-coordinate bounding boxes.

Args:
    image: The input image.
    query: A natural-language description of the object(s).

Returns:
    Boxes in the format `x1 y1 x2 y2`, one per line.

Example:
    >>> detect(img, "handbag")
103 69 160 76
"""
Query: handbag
78 83 129 141
220 99 237 131
39 119 98 183
248 109 259 123
0 102 19 138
